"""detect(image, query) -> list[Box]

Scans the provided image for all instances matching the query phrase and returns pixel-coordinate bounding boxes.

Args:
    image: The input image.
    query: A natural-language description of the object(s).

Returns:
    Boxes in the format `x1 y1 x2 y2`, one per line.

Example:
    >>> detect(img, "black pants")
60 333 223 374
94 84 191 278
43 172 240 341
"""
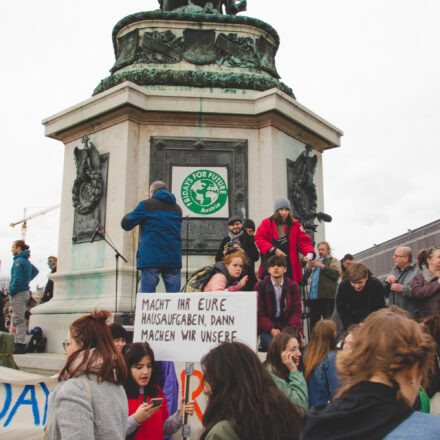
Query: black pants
309 298 335 330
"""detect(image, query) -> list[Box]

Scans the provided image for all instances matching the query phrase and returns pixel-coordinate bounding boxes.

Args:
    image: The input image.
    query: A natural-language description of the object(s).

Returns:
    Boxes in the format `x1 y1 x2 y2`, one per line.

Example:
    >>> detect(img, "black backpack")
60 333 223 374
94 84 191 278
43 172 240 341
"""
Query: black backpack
181 266 216 292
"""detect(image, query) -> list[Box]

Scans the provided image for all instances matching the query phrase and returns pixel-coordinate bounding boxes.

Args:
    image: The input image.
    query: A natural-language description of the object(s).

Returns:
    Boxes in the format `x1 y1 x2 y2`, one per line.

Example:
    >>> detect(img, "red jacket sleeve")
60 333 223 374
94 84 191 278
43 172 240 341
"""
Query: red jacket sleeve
286 281 303 332
295 222 315 257
255 218 273 256
256 281 275 333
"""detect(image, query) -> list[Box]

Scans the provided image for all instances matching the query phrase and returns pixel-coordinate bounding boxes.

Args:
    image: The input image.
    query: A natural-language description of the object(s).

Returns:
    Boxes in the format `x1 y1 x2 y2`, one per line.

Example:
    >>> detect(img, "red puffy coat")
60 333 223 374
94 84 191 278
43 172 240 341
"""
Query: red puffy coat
255 218 315 282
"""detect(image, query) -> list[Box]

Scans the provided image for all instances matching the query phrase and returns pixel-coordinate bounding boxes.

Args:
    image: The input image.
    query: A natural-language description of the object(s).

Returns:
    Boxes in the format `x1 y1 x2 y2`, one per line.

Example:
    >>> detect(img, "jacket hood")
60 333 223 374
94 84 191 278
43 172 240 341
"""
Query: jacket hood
14 249 30 260
422 267 439 283
152 188 176 204
213 261 236 284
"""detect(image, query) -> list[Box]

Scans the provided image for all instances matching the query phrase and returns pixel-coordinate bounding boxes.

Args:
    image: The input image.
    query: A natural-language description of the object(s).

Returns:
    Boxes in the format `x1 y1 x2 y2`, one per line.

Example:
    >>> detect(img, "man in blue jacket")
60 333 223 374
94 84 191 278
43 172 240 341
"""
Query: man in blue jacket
121 180 182 293
9 240 39 354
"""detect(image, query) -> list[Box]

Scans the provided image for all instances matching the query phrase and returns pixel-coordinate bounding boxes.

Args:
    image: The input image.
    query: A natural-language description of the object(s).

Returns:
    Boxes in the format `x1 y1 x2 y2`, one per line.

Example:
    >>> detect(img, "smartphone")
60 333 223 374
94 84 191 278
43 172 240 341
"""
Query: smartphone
150 397 163 407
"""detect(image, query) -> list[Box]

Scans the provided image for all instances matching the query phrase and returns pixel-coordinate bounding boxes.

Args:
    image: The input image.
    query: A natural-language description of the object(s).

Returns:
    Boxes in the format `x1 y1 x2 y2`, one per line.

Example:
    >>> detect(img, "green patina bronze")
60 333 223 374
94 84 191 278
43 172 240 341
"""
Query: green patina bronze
93 69 294 97
95 8 294 98
111 10 280 57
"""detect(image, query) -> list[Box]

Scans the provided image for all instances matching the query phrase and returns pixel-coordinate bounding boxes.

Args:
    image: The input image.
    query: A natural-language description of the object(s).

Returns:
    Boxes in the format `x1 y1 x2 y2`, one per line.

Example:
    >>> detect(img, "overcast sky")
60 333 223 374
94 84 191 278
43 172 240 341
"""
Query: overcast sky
1 0 439 289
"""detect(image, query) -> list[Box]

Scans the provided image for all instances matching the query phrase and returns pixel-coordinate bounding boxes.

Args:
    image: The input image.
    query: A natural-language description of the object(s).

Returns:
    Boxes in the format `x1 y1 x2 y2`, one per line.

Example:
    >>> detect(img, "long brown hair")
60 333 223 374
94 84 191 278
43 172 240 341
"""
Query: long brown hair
273 210 296 225
200 342 302 440
336 308 435 401
58 310 127 384
264 333 298 381
124 342 160 399
303 320 337 380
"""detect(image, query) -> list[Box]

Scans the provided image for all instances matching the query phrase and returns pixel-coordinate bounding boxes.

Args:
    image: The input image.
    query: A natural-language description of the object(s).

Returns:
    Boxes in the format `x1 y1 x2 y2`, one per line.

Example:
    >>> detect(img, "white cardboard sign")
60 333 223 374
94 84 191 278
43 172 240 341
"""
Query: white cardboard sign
133 292 257 362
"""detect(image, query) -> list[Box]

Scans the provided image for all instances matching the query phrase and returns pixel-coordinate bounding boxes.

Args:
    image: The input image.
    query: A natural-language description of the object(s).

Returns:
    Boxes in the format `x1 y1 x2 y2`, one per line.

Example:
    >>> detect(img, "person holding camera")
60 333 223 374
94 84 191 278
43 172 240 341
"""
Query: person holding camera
215 216 258 291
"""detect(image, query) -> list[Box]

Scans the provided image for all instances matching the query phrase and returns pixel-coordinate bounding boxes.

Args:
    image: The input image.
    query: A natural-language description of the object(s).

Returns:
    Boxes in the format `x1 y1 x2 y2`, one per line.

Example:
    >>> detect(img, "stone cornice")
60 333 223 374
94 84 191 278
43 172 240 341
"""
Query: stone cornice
43 82 343 150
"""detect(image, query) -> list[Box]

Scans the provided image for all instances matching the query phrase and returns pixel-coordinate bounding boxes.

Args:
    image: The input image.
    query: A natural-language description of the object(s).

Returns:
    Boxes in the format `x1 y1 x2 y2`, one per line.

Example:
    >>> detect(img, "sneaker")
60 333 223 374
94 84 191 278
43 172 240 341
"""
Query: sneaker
13 343 26 355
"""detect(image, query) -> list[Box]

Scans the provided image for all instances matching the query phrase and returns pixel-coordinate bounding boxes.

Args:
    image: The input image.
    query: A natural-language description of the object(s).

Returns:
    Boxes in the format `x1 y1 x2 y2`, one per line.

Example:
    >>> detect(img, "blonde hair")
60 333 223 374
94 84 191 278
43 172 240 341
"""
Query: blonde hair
336 308 435 400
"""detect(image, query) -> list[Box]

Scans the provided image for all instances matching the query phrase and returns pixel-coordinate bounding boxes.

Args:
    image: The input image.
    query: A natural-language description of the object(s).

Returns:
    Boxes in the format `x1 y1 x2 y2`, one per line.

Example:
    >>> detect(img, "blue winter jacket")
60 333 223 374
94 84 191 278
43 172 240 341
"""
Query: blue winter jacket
306 350 341 407
121 189 182 269
9 250 39 296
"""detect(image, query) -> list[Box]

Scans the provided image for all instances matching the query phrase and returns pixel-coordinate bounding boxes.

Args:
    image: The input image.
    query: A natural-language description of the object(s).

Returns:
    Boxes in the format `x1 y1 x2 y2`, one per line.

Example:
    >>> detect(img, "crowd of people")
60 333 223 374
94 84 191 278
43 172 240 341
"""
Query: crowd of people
4 180 440 438
41 307 440 439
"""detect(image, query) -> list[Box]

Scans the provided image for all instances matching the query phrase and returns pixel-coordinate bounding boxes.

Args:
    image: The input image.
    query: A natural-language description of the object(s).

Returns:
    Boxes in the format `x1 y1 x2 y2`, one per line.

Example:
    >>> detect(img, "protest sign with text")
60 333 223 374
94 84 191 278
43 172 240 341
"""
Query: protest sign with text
133 291 257 362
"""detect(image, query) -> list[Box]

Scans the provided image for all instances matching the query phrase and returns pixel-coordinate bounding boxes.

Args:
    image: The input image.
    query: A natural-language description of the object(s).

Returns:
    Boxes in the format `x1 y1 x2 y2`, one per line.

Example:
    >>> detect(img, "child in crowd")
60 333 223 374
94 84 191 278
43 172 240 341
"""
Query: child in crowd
264 332 308 411
124 342 194 440
303 320 340 407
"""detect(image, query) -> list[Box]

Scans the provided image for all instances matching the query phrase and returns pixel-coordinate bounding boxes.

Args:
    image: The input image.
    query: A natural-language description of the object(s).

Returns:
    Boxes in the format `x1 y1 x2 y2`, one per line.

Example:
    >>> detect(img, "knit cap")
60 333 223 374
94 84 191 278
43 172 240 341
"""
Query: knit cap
274 197 291 211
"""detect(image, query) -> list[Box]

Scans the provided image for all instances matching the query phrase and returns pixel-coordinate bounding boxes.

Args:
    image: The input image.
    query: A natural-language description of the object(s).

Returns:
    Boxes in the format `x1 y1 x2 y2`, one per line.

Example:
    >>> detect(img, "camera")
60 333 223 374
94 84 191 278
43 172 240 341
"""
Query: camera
225 240 240 255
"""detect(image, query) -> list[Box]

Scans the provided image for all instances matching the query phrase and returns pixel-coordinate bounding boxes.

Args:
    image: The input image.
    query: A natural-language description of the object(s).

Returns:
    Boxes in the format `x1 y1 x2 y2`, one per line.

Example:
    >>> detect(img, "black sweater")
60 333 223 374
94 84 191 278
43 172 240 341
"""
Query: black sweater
336 275 385 330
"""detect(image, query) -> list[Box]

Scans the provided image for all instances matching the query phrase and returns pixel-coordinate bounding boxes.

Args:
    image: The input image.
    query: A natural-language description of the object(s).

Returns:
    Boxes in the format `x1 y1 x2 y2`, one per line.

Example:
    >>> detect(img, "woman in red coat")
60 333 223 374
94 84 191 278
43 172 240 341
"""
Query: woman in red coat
255 198 315 282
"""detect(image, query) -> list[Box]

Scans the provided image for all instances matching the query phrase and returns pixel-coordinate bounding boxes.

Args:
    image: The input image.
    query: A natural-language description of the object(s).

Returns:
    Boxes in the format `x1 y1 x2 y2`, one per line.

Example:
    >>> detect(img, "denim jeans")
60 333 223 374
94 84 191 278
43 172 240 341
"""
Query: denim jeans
259 332 273 352
140 267 181 293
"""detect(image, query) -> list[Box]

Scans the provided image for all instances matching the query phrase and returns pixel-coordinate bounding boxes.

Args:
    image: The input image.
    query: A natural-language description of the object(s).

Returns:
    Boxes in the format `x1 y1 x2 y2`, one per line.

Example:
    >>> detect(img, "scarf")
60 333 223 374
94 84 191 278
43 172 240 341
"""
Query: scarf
309 256 327 300
228 229 243 242
301 381 413 440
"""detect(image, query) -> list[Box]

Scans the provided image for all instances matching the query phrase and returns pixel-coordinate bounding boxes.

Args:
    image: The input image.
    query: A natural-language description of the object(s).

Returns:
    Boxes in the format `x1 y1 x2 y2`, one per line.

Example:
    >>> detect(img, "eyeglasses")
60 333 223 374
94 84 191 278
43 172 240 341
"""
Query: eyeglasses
62 340 70 351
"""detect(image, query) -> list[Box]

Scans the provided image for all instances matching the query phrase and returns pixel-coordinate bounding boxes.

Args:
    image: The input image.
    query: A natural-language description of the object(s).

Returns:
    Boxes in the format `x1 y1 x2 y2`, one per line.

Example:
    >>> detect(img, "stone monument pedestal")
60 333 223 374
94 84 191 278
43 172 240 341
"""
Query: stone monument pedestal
31 82 342 353
30 8 342 354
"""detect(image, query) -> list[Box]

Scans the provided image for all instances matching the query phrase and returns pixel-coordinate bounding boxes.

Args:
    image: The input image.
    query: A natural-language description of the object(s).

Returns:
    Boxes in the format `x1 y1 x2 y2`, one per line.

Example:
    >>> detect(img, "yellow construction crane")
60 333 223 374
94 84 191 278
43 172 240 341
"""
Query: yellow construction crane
10 205 60 240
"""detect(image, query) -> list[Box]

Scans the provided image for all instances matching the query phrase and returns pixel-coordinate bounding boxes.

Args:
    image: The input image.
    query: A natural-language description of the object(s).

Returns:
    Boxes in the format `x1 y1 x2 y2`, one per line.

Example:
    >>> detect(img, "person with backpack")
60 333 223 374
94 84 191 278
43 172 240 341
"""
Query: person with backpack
9 240 38 354
255 198 315 282
203 251 249 292
256 255 302 352
215 216 259 291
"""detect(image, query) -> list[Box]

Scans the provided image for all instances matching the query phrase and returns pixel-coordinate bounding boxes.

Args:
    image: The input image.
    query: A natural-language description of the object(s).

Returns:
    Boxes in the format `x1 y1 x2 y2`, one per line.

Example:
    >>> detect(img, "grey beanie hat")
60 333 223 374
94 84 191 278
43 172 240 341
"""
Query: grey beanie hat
274 197 291 212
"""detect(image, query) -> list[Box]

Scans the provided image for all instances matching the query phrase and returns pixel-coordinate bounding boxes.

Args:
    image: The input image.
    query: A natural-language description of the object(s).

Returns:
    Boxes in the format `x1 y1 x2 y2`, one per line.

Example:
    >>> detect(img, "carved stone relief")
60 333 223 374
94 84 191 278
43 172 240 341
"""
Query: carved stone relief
72 136 108 243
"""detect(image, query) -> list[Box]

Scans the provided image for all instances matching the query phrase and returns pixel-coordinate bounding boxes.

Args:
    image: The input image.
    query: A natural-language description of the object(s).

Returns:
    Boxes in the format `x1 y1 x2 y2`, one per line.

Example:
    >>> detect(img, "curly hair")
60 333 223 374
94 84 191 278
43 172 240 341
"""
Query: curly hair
336 308 435 402
200 342 302 440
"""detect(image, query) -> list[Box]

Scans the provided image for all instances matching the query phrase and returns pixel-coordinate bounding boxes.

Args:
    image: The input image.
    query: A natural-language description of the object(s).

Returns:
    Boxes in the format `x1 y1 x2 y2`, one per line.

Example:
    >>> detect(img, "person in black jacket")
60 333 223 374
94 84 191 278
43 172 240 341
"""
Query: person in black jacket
40 256 57 304
336 262 385 331
215 216 259 291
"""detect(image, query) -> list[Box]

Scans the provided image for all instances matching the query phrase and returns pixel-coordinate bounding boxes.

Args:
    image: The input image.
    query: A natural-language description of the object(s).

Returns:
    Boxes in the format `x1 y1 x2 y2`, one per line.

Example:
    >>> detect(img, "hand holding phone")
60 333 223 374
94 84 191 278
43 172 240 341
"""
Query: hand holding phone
150 397 164 407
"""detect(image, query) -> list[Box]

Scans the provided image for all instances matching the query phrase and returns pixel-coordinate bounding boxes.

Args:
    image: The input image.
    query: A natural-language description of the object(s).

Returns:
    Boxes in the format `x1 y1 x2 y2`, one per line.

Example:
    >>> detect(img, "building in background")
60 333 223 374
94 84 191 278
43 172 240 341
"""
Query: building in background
354 219 440 280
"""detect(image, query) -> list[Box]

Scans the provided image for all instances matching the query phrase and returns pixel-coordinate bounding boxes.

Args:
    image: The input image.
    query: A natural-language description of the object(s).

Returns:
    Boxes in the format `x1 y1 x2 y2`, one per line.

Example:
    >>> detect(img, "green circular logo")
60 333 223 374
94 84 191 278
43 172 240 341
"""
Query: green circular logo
181 169 228 215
